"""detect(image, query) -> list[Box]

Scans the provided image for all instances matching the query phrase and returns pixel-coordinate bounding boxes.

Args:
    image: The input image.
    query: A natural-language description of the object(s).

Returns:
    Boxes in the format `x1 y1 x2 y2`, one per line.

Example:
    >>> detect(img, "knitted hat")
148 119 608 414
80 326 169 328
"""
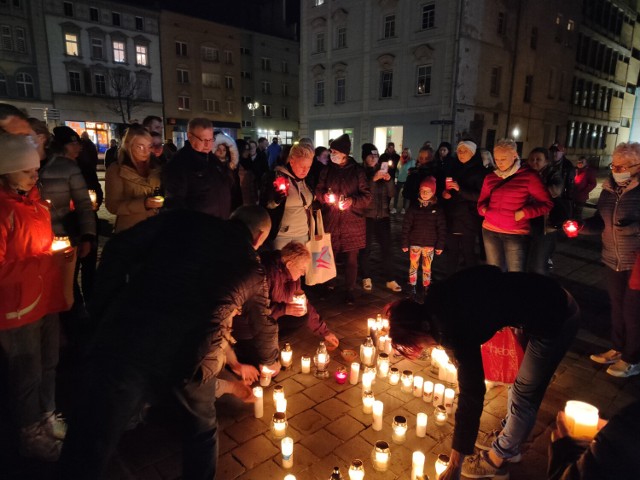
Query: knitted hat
330 133 351 155
419 176 436 192
361 143 379 159
437 141 452 152
52 126 80 145
0 133 40 175
457 140 477 155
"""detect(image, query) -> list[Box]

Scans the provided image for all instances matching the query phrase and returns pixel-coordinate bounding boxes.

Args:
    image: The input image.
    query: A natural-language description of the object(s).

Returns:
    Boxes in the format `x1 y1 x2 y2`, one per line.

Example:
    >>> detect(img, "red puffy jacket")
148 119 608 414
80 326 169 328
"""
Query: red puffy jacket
0 187 66 330
477 166 553 234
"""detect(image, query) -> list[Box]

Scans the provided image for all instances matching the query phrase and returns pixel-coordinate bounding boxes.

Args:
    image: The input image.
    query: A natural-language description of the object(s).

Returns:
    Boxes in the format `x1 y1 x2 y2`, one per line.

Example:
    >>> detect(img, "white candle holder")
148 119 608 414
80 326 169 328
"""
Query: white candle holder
349 362 360 385
435 453 450 477
253 386 263 418
564 400 599 439
271 412 287 438
444 388 455 415
280 343 293 368
362 390 374 414
281 436 294 469
413 375 424 397
433 383 445 406
391 415 408 444
434 405 448 426
411 451 425 480
313 341 330 378
360 337 376 367
348 459 365 480
371 440 391 472
372 400 384 431
423 380 434 403
377 353 390 378
259 366 272 387
400 370 414 393
389 367 400 385
301 355 311 374
416 412 427 437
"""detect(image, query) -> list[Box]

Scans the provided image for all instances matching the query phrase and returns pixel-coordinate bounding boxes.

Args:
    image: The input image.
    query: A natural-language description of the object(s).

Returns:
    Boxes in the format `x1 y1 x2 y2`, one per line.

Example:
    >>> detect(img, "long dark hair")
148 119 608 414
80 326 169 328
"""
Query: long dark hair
385 299 431 355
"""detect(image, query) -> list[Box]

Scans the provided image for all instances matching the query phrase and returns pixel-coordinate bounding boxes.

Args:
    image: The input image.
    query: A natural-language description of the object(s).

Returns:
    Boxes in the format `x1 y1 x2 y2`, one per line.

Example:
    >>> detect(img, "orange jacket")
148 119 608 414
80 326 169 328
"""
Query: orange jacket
0 187 66 330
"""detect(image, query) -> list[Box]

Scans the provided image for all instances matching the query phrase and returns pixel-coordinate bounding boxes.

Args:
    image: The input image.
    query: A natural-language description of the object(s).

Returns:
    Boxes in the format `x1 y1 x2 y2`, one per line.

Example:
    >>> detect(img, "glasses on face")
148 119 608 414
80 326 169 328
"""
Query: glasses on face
610 163 640 173
190 132 214 145
134 144 152 152
151 143 164 151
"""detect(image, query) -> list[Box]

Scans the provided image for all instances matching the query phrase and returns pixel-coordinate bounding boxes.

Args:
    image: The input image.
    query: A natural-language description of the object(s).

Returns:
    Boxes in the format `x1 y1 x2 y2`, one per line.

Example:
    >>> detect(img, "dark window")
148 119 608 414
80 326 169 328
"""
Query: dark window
112 12 120 26
416 65 431 95
315 80 324 105
380 70 393 98
135 16 143 31
0 73 6 96
63 1 73 17
68 71 81 93
530 27 538 49
90 7 99 22
523 75 533 102
335 77 345 103
95 74 106 95
490 67 501 96
175 41 187 56
422 4 435 29
497 12 506 36
384 15 396 38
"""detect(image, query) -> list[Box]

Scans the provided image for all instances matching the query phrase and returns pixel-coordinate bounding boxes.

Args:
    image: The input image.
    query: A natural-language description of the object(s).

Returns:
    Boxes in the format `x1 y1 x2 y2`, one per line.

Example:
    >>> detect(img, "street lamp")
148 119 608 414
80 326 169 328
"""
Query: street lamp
512 127 520 139
247 101 260 116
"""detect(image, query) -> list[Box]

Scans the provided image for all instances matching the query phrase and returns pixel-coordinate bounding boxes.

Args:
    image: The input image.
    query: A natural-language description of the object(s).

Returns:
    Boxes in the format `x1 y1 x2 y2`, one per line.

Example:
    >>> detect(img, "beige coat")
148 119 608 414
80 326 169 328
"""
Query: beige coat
105 162 162 233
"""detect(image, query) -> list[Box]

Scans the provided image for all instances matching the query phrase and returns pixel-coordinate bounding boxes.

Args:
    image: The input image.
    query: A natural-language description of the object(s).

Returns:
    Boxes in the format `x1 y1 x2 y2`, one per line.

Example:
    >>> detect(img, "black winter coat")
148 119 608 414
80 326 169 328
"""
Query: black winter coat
441 155 487 235
363 166 395 219
403 162 444 203
401 200 446 249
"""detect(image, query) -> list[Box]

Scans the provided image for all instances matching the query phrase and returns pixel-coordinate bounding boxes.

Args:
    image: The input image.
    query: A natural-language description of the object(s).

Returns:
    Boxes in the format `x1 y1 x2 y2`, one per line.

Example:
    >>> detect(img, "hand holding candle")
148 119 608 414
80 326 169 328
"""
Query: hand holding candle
563 219 580 238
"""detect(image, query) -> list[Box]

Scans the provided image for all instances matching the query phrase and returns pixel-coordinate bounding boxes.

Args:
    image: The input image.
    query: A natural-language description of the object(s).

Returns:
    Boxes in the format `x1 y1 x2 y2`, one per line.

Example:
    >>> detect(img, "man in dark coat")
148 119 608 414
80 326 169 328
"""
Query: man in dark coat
387 265 580 480
59 207 272 480
163 117 235 219
403 146 442 205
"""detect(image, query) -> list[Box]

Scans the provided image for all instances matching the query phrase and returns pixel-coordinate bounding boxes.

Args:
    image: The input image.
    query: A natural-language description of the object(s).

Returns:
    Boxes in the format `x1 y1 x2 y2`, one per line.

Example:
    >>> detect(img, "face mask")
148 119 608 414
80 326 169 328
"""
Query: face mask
612 171 631 184
330 153 343 164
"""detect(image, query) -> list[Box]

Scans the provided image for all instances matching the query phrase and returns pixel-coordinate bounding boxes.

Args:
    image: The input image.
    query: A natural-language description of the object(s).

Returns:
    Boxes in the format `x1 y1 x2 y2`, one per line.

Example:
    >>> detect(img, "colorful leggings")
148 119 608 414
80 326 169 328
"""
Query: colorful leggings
409 246 434 286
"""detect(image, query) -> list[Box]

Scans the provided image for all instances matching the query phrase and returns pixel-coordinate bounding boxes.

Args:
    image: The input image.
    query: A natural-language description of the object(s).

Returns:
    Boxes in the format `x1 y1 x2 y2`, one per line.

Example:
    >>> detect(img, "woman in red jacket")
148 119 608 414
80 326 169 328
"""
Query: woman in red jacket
0 133 70 461
477 138 553 272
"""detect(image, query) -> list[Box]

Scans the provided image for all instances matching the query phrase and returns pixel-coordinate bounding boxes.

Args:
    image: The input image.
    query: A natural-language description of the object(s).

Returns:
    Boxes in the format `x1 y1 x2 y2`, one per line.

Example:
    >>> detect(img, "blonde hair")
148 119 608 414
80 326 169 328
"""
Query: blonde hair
288 143 314 163
118 124 152 166
495 138 518 152
281 241 311 265
612 142 640 165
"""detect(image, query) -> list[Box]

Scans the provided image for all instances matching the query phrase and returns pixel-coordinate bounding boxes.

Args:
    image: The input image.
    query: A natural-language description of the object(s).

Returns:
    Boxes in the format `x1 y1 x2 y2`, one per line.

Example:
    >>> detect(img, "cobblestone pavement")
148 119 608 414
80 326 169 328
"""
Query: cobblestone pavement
3 172 639 480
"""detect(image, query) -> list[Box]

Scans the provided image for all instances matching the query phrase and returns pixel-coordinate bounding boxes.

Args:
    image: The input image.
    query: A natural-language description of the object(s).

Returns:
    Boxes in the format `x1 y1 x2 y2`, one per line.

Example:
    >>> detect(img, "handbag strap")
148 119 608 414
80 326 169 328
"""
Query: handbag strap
315 210 326 236
487 171 522 202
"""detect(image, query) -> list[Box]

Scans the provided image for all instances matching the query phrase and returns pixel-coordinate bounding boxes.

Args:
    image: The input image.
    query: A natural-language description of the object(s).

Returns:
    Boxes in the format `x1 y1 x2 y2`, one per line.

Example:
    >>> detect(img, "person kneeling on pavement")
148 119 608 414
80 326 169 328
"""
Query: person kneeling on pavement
234 241 339 368
386 265 580 480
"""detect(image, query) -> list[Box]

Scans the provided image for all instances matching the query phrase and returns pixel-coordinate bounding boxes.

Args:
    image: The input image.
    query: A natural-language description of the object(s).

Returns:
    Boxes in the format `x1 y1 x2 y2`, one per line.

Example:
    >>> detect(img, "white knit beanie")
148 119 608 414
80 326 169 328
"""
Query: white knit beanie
0 134 40 175
457 140 477 155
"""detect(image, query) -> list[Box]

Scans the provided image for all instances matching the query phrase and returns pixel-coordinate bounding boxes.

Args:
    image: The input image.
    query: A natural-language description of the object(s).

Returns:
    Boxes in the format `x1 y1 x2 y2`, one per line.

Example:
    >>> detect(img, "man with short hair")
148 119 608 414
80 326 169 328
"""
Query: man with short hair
59 206 272 480
266 136 282 170
380 141 400 180
104 139 118 169
163 117 235 219
142 115 163 135
0 103 34 135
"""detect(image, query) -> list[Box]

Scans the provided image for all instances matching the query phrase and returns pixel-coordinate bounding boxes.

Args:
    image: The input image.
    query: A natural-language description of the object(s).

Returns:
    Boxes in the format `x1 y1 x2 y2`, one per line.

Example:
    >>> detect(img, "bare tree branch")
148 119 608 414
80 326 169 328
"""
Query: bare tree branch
105 69 142 124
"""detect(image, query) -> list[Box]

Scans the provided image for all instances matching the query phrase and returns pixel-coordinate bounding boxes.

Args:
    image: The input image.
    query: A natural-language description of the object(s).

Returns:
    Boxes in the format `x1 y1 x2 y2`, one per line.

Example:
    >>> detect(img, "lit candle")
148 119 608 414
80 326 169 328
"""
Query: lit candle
273 385 285 403
51 236 71 252
389 367 400 385
335 367 347 384
423 380 434 403
433 383 445 406
348 459 365 480
88 189 97 205
284 475 296 480
434 405 448 426
372 440 390 472
372 400 384 431
377 352 390 378
564 400 599 439
360 337 375 366
292 290 307 315
411 451 425 480
444 388 455 415
328 191 336 204
387 159 393 168
349 362 360 385
381 317 390 331
445 361 458 386
362 368 375 391
362 390 374 414
438 359 449 382
276 398 287 413
416 412 427 437
301 355 311 374
281 436 294 469
253 386 263 418
391 415 408 444
377 334 388 352
314 341 330 378
272 412 287 438
435 453 450 477
401 370 414 393
413 375 424 397
260 366 272 387
367 317 377 337
563 219 579 238
280 343 293 368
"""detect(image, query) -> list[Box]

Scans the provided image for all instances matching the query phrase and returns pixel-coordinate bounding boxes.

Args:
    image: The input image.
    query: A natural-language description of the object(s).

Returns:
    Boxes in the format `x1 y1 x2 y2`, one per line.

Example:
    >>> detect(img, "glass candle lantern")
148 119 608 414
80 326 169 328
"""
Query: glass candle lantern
280 343 293 368
371 440 391 472
411 451 425 480
434 405 448 426
301 355 311 374
272 412 287 438
51 236 71 252
377 334 388 352
362 390 375 414
391 415 408 444
313 341 330 378
435 453 450 477
367 317 377 338
281 436 294 469
273 384 285 403
362 367 375 391
389 367 400 385
377 352 390 378
381 316 390 331
348 459 365 480
335 366 348 384
292 290 307 315
564 400 599 439
400 370 414 393
431 345 447 373
360 337 376 366
284 475 297 480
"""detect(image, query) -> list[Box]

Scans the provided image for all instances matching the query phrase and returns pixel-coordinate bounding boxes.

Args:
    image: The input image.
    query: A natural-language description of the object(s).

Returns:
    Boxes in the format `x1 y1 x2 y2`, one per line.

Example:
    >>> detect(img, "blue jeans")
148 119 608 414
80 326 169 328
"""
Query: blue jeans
482 228 530 272
0 314 59 428
527 231 557 275
60 359 218 480
492 295 580 459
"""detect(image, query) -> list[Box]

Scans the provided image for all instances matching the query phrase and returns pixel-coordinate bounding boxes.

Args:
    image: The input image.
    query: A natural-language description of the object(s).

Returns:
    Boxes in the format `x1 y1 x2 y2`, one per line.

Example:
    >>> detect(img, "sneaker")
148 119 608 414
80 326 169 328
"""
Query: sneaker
590 349 622 365
461 451 509 479
362 278 372 291
345 290 355 305
385 280 402 292
20 423 62 462
390 208 397 214
42 412 67 440
475 430 522 463
606 359 640 378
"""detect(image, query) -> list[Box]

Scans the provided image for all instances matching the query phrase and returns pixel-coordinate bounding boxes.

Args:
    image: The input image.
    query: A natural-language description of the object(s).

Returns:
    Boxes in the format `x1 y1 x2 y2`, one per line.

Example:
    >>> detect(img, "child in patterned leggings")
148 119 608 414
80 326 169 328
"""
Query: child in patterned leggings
401 176 446 297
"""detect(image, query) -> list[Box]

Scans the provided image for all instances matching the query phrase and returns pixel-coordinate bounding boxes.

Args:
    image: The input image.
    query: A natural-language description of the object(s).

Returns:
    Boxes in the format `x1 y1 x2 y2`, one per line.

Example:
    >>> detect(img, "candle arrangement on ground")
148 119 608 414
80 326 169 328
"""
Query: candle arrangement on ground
371 440 391 472
335 366 348 384
435 453 450 477
301 355 311 374
280 343 293 368
281 437 294 468
271 412 287 438
314 341 330 378
391 415 408 444
348 459 365 480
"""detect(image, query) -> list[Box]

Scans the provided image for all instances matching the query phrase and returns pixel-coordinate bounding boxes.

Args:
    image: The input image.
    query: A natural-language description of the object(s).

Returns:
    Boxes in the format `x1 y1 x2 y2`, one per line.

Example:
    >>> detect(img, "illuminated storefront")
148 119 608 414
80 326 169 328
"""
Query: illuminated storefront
65 121 112 153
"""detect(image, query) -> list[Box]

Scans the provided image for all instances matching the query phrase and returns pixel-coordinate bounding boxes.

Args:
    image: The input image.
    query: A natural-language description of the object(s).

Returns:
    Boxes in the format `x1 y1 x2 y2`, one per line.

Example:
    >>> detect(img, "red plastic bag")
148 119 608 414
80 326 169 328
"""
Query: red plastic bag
629 254 640 291
481 327 525 384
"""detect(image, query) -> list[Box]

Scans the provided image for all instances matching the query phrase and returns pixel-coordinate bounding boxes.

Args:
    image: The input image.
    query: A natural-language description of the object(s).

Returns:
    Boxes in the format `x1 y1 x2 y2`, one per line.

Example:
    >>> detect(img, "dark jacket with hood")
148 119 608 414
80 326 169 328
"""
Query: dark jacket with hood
401 198 446 249
363 164 395 219
441 154 487 235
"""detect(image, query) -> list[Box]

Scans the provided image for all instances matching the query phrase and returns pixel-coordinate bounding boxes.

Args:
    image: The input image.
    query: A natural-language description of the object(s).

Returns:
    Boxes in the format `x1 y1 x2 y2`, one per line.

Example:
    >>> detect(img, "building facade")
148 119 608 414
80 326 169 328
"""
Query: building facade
301 0 639 164
0 0 54 118
43 0 162 151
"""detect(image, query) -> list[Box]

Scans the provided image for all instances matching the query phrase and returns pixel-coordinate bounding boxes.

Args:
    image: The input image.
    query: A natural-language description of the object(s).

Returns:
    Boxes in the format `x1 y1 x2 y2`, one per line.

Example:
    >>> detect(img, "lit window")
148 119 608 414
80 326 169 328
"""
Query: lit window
380 70 393 98
112 40 125 63
416 65 431 95
136 44 148 66
422 4 435 30
65 33 79 56
314 0 325 6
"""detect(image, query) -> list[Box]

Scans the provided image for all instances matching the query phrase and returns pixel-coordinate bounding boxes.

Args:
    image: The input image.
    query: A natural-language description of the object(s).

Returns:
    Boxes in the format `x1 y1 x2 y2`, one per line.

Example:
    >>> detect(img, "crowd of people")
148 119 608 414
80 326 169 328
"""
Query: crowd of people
1 99 638 480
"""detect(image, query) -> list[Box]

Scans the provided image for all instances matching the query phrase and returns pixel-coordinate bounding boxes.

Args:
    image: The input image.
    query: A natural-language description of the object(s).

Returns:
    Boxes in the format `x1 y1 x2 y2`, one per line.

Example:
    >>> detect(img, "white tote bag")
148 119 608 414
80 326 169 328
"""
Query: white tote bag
305 210 337 285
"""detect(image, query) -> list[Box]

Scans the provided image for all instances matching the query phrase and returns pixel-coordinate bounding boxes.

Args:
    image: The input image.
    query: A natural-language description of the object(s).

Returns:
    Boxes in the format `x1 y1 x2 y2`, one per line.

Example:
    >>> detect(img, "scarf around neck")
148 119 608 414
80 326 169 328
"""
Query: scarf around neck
494 159 521 179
